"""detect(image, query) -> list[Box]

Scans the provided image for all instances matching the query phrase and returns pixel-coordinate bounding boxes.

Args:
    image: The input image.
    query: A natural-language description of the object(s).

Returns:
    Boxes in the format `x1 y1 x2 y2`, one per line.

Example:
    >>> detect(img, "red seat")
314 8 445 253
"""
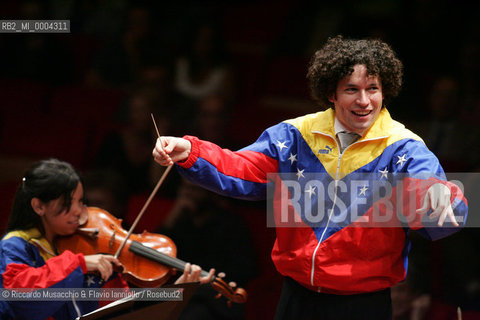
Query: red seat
229 102 267 146
0 181 20 234
264 56 310 99
222 2 293 46
0 79 49 117
49 85 124 123
231 52 268 100
124 194 175 233
229 100 305 146
0 113 90 169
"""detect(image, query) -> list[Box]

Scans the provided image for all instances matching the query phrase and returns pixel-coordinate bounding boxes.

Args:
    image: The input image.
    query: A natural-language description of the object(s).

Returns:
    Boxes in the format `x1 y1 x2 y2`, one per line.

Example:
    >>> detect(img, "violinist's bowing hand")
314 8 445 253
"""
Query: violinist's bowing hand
153 137 191 166
84 254 123 282
175 263 215 284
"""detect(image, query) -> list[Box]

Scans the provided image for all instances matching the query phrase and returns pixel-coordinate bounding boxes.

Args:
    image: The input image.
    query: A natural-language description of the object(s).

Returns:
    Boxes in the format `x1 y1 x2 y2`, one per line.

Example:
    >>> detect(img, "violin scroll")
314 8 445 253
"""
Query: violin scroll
211 277 248 305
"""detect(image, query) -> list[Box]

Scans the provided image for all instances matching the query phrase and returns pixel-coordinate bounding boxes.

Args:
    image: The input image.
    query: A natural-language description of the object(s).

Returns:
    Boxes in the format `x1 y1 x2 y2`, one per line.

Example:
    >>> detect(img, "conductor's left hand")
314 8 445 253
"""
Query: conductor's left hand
416 183 459 227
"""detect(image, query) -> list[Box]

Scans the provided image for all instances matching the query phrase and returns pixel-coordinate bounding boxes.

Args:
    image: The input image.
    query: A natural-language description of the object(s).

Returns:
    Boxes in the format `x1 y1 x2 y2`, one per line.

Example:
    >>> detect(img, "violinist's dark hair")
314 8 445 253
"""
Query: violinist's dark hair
307 35 403 109
7 159 82 234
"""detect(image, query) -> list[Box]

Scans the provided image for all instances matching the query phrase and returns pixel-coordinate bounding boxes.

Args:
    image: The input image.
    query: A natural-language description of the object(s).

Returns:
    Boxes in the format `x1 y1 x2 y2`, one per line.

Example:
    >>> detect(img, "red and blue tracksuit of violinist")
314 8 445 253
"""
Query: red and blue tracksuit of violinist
176 108 468 294
0 228 127 320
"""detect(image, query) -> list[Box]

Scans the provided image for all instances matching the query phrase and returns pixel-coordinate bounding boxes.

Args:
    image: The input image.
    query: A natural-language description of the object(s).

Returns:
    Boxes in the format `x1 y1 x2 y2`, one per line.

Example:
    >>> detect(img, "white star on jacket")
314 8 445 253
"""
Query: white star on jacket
86 275 96 287
359 185 368 196
396 154 407 166
288 153 297 164
379 167 389 179
305 185 316 198
296 168 305 180
276 140 287 151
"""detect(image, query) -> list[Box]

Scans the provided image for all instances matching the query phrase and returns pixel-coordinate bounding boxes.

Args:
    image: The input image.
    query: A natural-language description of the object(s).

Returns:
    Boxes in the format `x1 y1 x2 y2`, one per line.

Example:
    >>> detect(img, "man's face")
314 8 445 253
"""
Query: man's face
329 64 384 134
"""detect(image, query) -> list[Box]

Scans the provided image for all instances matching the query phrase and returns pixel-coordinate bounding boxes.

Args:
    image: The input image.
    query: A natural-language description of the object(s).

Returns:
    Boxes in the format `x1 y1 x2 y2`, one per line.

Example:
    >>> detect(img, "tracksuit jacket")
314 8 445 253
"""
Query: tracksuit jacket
176 108 468 294
0 228 127 320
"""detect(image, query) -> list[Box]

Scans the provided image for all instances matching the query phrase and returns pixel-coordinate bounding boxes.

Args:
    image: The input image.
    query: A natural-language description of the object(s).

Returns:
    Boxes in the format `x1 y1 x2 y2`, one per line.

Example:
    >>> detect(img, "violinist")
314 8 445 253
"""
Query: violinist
0 158 213 320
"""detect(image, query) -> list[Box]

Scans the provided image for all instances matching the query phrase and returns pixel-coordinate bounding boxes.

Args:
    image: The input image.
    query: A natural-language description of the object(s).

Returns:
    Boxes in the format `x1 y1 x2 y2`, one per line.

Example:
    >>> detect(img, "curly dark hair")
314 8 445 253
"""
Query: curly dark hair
307 35 403 109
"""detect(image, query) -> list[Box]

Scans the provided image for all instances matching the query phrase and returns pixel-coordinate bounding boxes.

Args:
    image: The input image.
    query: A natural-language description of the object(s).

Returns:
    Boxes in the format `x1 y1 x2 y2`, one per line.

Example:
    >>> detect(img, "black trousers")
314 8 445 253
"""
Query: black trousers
275 277 392 320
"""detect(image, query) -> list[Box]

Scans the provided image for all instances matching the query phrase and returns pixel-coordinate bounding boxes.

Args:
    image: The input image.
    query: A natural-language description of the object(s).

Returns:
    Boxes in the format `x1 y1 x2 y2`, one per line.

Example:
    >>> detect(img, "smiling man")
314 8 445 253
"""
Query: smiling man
330 64 383 133
152 36 467 320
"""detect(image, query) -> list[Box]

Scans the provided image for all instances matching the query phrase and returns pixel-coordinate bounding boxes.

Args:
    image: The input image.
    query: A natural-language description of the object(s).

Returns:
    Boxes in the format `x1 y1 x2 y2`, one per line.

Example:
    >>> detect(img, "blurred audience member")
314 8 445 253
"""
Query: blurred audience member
391 281 431 320
413 75 470 171
82 168 128 219
136 56 197 137
174 21 236 103
85 5 162 88
93 88 167 195
73 0 129 40
190 95 234 147
393 222 480 319
426 228 480 319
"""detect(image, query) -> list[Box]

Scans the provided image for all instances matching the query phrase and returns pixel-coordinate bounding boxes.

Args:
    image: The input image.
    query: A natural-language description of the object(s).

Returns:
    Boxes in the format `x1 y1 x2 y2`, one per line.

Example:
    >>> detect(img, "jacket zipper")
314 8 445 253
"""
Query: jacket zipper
308 131 389 288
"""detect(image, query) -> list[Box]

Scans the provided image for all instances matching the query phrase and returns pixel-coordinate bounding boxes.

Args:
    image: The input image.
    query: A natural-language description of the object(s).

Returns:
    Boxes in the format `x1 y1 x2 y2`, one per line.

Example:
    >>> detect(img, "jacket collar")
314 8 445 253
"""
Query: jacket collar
4 228 56 259
311 108 393 141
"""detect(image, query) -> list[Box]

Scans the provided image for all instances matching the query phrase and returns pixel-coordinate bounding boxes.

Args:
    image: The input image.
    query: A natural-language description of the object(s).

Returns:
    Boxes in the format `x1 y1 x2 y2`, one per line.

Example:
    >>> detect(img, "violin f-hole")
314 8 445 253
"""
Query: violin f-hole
109 230 116 248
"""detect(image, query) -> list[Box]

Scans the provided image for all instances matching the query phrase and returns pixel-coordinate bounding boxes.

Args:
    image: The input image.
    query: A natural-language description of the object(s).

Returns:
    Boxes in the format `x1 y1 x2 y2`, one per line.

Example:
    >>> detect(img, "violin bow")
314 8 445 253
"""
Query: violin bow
114 118 248 304
114 114 172 259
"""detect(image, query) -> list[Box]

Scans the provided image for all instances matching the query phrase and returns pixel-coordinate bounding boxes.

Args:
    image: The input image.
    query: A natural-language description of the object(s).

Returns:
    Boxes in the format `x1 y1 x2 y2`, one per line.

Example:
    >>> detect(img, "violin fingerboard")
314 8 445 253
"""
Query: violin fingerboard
129 240 209 277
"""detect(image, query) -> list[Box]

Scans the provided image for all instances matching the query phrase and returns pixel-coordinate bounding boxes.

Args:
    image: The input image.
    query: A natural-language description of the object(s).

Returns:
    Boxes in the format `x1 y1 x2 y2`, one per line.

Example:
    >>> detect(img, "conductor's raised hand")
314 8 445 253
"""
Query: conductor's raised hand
152 137 192 166
416 183 459 227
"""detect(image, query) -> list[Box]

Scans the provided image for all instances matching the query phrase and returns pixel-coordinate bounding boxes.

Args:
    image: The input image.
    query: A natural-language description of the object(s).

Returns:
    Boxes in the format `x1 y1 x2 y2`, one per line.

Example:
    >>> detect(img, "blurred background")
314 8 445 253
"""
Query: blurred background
0 0 479 319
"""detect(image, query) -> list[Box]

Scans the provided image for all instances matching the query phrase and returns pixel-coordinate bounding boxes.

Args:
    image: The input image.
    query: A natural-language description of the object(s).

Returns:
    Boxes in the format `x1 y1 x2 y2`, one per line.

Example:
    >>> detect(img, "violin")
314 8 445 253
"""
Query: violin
56 207 247 305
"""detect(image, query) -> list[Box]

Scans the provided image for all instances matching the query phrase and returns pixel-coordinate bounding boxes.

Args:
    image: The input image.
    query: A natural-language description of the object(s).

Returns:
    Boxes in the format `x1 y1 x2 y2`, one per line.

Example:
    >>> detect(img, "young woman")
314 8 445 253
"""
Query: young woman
0 159 213 320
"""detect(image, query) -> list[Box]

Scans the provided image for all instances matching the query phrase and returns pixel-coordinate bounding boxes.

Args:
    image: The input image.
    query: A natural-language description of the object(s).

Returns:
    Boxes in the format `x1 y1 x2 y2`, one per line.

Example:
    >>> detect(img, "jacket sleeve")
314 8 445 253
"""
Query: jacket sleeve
2 245 86 289
175 131 280 200
0 238 86 320
394 139 468 240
